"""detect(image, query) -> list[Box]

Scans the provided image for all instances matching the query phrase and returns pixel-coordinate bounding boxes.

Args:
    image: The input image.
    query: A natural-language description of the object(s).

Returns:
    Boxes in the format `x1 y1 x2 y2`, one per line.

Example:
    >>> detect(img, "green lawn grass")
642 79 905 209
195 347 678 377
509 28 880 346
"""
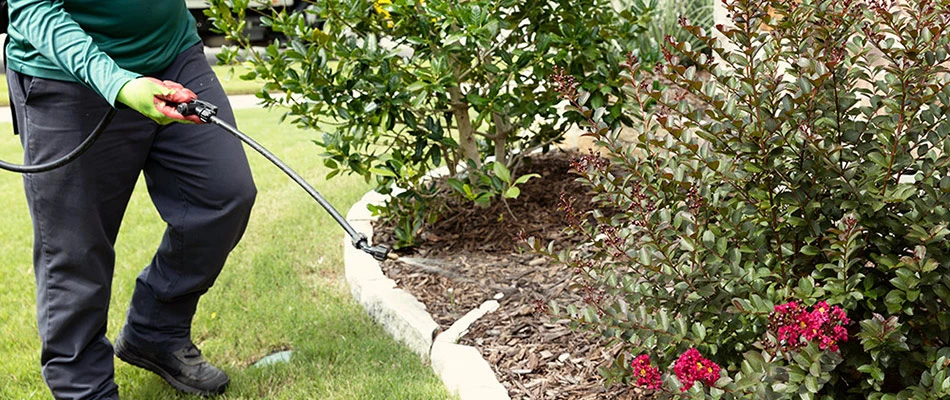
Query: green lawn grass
0 80 7 107
211 64 268 96
0 109 452 399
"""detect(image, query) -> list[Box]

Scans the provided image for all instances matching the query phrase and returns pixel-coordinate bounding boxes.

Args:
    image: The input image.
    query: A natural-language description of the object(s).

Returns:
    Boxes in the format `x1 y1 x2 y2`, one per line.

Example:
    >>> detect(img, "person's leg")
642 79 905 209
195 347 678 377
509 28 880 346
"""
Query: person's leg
8 68 155 400
121 43 256 352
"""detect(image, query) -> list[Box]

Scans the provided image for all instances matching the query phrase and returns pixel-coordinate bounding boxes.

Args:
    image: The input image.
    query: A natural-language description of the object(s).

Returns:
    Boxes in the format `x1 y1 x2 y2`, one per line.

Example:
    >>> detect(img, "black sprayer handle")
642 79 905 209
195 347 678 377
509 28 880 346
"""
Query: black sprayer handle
176 99 218 124
174 99 391 261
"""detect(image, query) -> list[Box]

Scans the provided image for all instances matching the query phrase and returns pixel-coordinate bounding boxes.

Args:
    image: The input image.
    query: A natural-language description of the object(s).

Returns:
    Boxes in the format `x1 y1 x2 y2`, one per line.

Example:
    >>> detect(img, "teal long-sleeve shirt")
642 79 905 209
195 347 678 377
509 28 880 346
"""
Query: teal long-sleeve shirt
6 0 202 106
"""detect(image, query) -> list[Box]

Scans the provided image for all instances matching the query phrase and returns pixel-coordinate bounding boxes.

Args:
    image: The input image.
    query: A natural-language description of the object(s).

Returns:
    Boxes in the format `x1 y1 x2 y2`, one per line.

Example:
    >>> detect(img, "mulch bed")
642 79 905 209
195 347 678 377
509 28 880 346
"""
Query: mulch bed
374 151 644 399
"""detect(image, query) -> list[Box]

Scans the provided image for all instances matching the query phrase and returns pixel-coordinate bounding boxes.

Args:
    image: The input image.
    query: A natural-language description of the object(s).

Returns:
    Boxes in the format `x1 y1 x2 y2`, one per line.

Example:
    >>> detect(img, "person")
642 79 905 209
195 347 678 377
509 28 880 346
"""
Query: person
5 1 257 398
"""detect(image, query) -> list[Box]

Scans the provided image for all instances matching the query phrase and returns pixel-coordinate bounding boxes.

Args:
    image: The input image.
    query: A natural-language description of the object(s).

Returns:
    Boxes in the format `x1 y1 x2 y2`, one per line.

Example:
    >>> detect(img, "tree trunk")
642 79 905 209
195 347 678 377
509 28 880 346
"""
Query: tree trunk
492 112 512 165
448 85 480 169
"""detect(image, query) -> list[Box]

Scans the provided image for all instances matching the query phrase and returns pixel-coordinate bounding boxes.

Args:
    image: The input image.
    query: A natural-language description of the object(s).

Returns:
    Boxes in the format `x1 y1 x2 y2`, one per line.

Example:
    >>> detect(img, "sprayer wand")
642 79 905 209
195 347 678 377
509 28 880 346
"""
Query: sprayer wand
177 99 391 262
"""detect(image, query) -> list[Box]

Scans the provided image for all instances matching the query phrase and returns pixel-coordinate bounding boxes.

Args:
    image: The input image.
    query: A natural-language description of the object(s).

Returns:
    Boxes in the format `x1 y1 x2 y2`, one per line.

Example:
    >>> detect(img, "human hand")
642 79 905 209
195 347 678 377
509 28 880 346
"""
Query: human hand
116 77 202 124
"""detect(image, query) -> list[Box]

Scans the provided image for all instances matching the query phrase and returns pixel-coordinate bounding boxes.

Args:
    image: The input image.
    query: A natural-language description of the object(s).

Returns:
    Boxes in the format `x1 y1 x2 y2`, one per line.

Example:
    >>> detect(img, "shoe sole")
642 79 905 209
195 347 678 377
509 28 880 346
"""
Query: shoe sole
115 340 229 397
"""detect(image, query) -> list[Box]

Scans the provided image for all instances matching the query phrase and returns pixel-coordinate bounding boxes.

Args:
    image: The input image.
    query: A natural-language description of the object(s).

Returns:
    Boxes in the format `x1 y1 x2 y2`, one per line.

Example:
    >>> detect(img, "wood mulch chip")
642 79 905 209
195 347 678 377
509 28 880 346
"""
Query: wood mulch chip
373 151 645 399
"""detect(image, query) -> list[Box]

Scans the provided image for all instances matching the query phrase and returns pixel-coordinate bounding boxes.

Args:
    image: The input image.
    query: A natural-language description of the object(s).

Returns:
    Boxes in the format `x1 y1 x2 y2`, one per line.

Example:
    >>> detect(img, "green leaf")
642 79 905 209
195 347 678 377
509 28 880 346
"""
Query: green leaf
867 152 889 168
403 110 418 129
858 364 885 382
443 33 466 46
680 238 695 251
238 70 258 80
447 178 466 194
366 33 378 53
809 360 821 377
638 247 652 266
798 277 815 297
504 186 521 198
483 63 502 74
369 167 397 177
743 163 763 173
691 322 706 340
474 193 492 207
804 375 819 392
406 81 427 92
514 173 540 185
493 162 512 183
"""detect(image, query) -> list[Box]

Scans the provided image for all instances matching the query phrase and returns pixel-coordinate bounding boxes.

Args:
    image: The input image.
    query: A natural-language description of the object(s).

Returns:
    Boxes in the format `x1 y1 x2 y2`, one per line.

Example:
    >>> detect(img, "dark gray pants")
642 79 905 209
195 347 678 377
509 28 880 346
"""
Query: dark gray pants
8 44 257 400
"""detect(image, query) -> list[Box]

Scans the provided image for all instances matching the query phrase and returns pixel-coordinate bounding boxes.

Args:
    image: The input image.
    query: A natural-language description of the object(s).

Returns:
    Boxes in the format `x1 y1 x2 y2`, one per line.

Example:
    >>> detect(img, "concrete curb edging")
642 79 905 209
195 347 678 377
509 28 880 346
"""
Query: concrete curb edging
344 190 510 400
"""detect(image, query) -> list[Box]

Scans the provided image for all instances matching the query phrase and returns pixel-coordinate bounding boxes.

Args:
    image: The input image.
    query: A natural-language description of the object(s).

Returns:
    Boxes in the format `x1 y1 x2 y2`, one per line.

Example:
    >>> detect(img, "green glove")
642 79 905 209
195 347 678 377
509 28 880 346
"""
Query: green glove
116 77 202 124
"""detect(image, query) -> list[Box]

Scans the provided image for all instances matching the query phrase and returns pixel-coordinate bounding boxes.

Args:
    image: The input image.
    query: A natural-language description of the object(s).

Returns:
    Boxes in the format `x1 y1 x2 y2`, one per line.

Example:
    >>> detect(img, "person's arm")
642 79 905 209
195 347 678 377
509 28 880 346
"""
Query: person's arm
9 0 138 106
8 0 201 124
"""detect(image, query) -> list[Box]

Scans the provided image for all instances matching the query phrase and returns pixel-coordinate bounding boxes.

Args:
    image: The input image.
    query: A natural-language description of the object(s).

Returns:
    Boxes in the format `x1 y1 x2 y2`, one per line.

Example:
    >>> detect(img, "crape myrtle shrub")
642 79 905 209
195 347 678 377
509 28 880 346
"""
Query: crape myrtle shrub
530 0 950 397
629 0 716 66
207 0 646 247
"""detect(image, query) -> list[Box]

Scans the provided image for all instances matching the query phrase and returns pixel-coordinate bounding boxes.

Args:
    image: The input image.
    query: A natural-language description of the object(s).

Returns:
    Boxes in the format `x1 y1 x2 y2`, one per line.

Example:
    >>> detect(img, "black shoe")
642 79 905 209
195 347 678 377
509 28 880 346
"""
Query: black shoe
114 334 230 397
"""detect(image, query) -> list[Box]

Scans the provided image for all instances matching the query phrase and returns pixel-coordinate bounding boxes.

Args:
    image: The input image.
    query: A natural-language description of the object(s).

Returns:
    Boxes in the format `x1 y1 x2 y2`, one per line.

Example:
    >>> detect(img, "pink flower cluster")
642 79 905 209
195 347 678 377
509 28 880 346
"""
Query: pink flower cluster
673 348 722 392
630 349 721 392
630 354 662 390
770 301 850 352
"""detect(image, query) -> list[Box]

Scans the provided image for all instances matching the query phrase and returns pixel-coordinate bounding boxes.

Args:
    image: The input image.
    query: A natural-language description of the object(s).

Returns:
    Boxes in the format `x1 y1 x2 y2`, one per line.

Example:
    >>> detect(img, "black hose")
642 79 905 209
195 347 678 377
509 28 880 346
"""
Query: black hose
209 115 364 241
0 108 117 173
209 115 391 261
176 100 391 261
0 96 391 260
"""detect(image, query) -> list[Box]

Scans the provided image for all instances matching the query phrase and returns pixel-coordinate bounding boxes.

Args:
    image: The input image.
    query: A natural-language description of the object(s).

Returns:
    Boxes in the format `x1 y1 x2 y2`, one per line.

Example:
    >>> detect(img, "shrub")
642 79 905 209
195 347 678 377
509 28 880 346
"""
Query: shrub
206 0 646 247
627 0 715 66
530 0 950 397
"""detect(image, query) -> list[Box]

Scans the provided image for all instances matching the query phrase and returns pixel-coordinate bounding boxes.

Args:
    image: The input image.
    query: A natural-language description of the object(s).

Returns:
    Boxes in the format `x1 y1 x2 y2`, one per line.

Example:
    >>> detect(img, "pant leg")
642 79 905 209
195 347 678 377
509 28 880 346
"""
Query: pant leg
8 68 156 400
121 44 257 351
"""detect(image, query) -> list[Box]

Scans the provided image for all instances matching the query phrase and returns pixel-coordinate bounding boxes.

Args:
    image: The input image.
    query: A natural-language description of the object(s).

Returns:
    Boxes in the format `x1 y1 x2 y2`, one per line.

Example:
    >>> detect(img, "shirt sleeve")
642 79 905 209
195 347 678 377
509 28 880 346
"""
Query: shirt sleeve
8 0 141 106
